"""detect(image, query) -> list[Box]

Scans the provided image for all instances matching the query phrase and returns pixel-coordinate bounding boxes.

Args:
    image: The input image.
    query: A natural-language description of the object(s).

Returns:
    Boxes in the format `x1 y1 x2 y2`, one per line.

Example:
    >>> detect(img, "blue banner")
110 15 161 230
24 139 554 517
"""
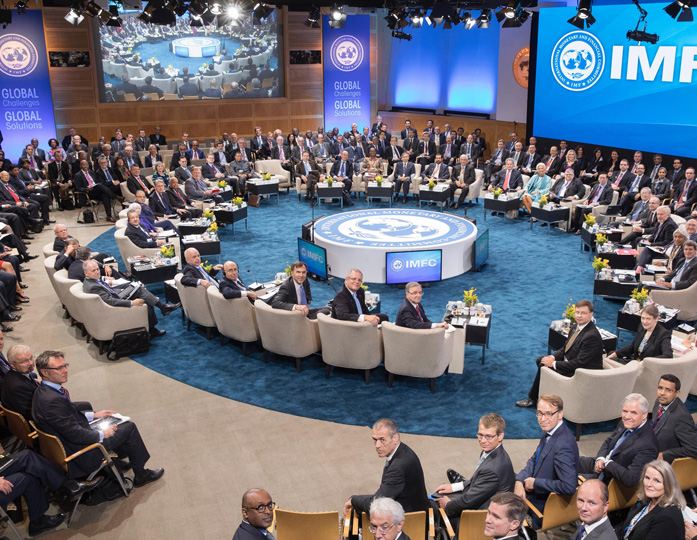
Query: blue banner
0 10 56 162
386 249 443 284
534 5 697 159
322 15 371 132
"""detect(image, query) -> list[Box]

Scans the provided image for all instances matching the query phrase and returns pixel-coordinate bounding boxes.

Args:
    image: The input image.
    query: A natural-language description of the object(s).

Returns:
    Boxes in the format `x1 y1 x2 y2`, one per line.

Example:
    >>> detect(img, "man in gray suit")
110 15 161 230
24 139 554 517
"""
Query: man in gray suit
312 133 332 166
185 167 222 203
572 480 615 540
82 260 179 338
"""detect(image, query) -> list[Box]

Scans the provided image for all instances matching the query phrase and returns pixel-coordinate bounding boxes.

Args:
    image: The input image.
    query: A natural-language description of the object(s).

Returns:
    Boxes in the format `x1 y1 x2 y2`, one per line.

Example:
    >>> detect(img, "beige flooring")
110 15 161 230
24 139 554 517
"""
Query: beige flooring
6 210 615 539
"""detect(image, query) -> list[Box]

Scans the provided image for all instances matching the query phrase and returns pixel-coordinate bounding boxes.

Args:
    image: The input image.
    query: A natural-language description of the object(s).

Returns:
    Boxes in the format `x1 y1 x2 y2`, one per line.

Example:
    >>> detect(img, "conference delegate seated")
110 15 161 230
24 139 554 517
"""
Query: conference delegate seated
149 178 185 219
331 268 388 327
519 144 541 176
392 152 414 204
185 167 223 204
484 139 509 184
219 261 258 302
126 165 154 197
124 210 165 249
569 172 613 233
651 167 671 201
68 246 127 282
180 248 221 289
395 282 447 329
330 151 354 206
520 163 552 216
489 159 522 192
166 177 202 220
607 305 672 363
270 261 328 319
652 375 697 463
295 151 321 199
360 147 383 184
555 149 581 179
620 194 660 247
229 152 258 196
415 130 436 170
70 161 118 223
131 194 179 236
671 167 697 217
201 153 229 183
619 164 651 215
449 154 476 210
548 169 585 202
144 145 162 169
634 206 678 271
421 154 450 186
654 239 697 290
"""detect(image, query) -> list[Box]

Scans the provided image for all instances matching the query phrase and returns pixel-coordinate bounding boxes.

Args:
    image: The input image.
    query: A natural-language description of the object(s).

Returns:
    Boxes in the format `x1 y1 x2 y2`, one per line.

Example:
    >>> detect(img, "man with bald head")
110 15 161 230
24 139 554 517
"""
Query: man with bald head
181 248 222 288
219 260 258 302
232 488 275 540
573 480 614 540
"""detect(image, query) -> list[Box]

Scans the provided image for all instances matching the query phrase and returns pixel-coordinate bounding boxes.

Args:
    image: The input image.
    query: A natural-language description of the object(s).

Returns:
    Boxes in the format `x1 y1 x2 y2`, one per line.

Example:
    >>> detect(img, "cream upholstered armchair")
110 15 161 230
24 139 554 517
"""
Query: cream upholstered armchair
561 184 591 228
254 300 321 372
114 228 181 272
649 280 697 321
381 322 453 393
316 313 383 384
255 159 291 192
451 168 484 211
605 349 697 403
115 218 128 229
69 282 149 354
207 287 260 353
592 190 620 221
44 254 58 283
52 270 81 323
539 361 640 440
175 273 216 340
43 242 58 257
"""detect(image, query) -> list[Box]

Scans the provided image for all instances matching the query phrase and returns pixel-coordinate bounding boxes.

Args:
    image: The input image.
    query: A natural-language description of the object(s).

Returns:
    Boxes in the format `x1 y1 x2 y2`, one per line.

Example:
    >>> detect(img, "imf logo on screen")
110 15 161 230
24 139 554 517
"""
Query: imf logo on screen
551 31 604 91
391 258 404 272
330 36 364 72
0 34 38 77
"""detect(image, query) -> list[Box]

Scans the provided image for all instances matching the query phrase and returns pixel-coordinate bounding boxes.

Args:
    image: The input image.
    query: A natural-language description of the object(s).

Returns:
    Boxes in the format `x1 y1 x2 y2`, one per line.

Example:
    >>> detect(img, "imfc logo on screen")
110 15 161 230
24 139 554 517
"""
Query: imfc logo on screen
0 34 38 77
551 31 605 91
299 246 324 264
330 36 364 72
390 257 438 272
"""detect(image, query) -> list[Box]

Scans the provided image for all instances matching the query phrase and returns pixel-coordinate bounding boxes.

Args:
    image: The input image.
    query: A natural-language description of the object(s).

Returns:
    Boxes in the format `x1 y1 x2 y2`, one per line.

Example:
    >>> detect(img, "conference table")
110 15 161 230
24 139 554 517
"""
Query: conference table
213 203 248 234
317 181 344 208
580 225 624 255
443 305 492 366
418 184 449 211
247 178 280 204
596 243 638 270
365 181 393 207
616 304 680 340
483 194 520 221
530 205 569 231
130 258 179 285
593 271 638 300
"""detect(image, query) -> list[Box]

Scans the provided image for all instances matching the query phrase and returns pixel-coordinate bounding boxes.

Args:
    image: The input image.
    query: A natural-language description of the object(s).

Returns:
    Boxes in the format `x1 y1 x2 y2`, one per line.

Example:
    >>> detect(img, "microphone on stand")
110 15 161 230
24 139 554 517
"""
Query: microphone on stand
247 268 262 290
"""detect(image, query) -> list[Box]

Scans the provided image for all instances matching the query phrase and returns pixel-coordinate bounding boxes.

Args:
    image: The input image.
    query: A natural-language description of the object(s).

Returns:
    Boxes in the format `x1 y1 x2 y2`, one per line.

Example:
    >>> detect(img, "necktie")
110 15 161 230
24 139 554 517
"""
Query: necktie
527 154 533 167
632 201 646 221
321 145 325 157
158 193 171 213
575 524 586 540
0 354 9 372
99 279 118 294
591 185 603 204
674 259 693 282
652 406 666 429
460 168 464 182
631 175 642 191
559 182 569 198
535 433 550 464
137 176 147 191
679 181 692 204
547 157 553 167
467 144 471 157
416 305 423 322
279 147 284 160
565 326 580 352
29 372 39 385
241 150 247 162
445 145 450 159
514 152 519 163
128 158 133 168
395 146 400 158
59 386 71 400
608 429 633 459
30 156 35 168
298 284 308 306
105 168 113 182
503 170 511 190
85 171 94 187
304 162 310 175
198 266 218 288
340 162 345 177
176 190 186 204
353 293 363 314
475 452 487 470
433 164 440 178
615 172 624 186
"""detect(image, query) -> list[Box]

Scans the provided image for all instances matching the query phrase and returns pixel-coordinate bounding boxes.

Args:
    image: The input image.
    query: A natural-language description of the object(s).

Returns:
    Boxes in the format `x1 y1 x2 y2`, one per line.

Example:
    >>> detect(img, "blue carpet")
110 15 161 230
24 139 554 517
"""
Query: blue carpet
87 196 697 439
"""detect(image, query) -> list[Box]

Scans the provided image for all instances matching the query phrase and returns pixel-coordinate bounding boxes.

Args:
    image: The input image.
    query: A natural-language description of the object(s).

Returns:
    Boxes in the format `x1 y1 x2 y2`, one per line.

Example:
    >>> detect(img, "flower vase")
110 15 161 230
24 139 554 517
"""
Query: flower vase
429 185 434 191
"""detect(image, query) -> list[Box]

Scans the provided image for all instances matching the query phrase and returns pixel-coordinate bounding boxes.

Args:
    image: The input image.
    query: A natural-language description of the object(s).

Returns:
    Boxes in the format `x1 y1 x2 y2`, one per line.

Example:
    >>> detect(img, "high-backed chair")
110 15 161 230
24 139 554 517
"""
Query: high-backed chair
69 282 149 354
52 270 81 323
207 287 260 352
381 322 453 393
316 313 383 384
254 300 321 372
671 457 697 495
114 227 181 272
274 509 340 540
649 280 697 322
1 405 37 449
115 218 128 229
524 490 580 532
44 254 59 283
561 184 591 228
120 181 136 203
257 159 291 192
43 242 58 257
439 509 488 540
540 362 640 439
592 190 620 221
451 169 484 211
175 274 216 340
360 510 433 540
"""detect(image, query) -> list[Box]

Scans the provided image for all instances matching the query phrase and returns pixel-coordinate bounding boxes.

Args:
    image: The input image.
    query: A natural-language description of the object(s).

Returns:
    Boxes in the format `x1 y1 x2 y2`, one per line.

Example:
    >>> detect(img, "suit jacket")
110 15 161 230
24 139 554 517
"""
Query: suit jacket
541 155 562 177
385 145 405 163
592 420 659 486
144 154 162 168
490 148 510 166
135 136 150 151
614 325 672 361
121 153 142 169
350 442 429 514
626 200 651 222
231 521 270 540
587 183 613 205
619 501 683 540
515 421 579 502
95 166 118 186
550 177 585 199
573 518 616 540
330 159 354 179
652 398 697 462
422 163 450 181
149 133 167 147
219 276 251 300
416 140 436 158
312 143 332 162
127 174 154 195
444 444 516 516
648 217 677 246
611 170 634 192
174 165 193 185
331 285 370 322
166 187 192 209
185 177 210 200
459 142 480 162
1 369 39 421
270 145 291 162
149 191 174 216
46 160 71 184
664 256 697 289
520 152 541 172
675 178 697 208
72 170 98 193
624 174 651 194
202 162 226 180
393 161 415 180
395 299 432 329
295 160 319 178
403 137 419 154
492 169 523 191
552 322 604 377
270 277 312 310
125 223 158 248
452 163 476 186
181 264 219 287
170 152 190 170
186 149 205 160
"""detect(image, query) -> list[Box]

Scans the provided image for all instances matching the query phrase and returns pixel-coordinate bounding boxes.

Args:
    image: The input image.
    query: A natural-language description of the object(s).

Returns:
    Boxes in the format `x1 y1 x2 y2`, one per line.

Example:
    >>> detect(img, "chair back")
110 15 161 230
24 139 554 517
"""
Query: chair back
43 242 58 257
360 511 426 540
175 273 216 329
457 510 489 540
120 180 136 202
30 421 69 473
633 350 697 402
52 270 81 318
207 287 260 343
114 227 163 271
607 478 639 512
671 457 697 491
275 509 339 540
44 254 58 283
254 300 321 358
316 313 382 370
650 280 697 322
1 406 36 448
381 322 452 379
539 491 579 531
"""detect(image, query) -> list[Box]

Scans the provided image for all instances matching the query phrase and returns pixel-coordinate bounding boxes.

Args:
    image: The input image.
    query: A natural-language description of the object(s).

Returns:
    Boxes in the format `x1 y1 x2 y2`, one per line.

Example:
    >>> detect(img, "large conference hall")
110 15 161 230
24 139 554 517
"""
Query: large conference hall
0 0 696 538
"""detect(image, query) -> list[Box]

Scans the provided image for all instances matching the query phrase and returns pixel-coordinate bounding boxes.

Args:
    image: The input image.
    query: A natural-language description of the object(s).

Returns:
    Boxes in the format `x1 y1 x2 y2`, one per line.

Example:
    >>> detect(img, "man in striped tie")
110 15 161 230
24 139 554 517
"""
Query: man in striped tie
395 282 447 329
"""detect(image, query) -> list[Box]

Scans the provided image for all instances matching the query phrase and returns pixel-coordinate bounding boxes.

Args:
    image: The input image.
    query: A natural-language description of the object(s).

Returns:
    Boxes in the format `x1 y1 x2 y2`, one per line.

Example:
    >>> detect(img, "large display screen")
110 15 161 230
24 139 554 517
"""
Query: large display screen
298 238 328 280
533 4 697 159
385 249 442 284
95 9 283 102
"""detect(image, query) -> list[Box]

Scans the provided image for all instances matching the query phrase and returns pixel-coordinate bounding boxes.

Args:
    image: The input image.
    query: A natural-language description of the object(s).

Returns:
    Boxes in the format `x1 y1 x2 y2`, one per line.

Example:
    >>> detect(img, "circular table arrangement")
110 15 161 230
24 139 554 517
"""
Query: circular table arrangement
312 208 478 283
170 37 222 58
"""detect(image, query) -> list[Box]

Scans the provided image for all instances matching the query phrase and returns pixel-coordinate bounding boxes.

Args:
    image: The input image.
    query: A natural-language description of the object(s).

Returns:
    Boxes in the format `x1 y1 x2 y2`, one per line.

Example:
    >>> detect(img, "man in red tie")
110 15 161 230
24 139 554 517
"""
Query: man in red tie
126 164 154 197
395 282 448 329
489 159 523 193
651 374 697 462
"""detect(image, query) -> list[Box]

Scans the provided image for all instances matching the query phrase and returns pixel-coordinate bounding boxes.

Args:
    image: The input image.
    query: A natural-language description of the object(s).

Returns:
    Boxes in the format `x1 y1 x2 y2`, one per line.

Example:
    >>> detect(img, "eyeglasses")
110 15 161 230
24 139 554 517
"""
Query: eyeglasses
476 433 498 440
368 522 396 535
44 363 69 371
536 410 559 418
243 502 275 513
407 291 423 296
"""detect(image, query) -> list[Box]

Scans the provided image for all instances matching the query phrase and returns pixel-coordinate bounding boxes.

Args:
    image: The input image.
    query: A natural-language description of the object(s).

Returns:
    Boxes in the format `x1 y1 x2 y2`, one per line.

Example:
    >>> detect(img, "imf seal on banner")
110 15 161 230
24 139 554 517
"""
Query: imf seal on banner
513 46 530 89
551 31 604 91
330 35 364 72
0 34 39 77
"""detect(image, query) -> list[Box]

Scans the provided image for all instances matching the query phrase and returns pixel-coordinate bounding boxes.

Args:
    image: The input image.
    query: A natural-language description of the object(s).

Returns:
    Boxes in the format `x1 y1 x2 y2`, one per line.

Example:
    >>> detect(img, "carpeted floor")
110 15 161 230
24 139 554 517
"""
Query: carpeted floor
87 194 697 439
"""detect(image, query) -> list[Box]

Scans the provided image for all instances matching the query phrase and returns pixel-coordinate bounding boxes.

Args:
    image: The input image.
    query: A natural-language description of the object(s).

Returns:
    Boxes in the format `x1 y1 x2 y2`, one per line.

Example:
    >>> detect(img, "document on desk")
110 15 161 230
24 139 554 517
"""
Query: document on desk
158 230 178 238
469 317 489 327
259 286 279 301
111 278 131 287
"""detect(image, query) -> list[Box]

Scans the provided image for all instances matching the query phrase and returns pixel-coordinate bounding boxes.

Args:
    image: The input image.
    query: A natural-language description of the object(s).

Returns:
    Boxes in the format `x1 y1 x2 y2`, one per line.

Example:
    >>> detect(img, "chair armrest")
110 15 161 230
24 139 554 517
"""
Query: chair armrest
525 499 543 519
438 508 456 540
65 442 109 462
428 507 435 540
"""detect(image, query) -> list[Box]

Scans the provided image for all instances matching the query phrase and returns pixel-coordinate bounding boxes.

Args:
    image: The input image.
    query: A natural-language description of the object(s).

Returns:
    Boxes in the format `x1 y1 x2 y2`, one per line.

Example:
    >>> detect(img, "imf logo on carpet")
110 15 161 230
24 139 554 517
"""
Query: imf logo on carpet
316 209 475 248
0 34 38 77
551 31 604 91
330 36 364 72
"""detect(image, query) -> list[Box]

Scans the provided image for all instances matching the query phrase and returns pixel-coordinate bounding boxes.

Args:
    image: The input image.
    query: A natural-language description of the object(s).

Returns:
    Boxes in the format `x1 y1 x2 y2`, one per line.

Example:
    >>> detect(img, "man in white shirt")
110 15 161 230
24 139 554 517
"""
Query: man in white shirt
484 492 527 539
572 480 615 540
655 240 697 290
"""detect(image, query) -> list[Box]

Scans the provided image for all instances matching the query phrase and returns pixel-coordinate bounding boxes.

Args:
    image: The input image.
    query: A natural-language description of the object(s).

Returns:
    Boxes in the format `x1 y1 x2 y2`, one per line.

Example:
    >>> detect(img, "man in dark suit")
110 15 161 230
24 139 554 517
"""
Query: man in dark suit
312 133 332 166
0 329 11 383
450 154 477 209
270 261 327 319
433 413 515 520
668 158 686 192
384 136 404 174
186 140 205 161
344 418 429 515
633 206 679 271
519 145 541 176
541 146 563 179
620 195 660 247
1 344 44 420
170 144 190 170
516 300 603 407
395 282 448 330
150 179 185 219
490 159 523 192
232 488 275 540
573 480 615 540
514 394 579 528
459 135 480 163
484 492 528 540
149 126 166 148
619 164 651 215
32 348 164 485
439 135 459 168
181 247 221 290
548 169 585 202
578 393 659 487
402 130 419 162
13 161 51 224
672 167 697 217
124 210 165 249
134 129 150 152
392 152 415 204
570 173 614 233
270 134 293 174
133 190 179 235
219 261 258 303
94 156 122 198
367 498 412 540
330 150 354 205
651 374 697 462
295 151 321 199
115 74 141 99
178 76 199 98
121 147 142 170
46 149 72 208
609 160 634 198
485 140 509 185
421 154 450 185
400 120 412 141
139 76 163 99
71 160 118 222
166 177 202 220
416 130 436 170
331 268 388 326
655 239 697 290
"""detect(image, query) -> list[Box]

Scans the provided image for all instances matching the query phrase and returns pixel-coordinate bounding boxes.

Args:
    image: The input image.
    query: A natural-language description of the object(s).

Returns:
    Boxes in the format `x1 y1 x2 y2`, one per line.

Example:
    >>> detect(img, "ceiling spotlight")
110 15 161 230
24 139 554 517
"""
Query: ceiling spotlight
15 1 26 15
227 4 240 18
392 30 412 41
65 4 84 25
496 3 516 22
252 2 273 21
568 0 596 28
305 5 320 28
106 4 122 26
462 11 476 29
627 29 659 43
477 9 491 28
410 10 424 28
138 2 155 22
209 1 223 15
151 0 177 26
328 4 346 28
664 0 693 21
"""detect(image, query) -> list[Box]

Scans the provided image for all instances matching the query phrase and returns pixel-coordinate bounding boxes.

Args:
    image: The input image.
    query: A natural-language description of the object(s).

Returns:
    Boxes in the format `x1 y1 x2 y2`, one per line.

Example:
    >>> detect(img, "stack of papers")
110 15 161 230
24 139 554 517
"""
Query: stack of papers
469 317 489 327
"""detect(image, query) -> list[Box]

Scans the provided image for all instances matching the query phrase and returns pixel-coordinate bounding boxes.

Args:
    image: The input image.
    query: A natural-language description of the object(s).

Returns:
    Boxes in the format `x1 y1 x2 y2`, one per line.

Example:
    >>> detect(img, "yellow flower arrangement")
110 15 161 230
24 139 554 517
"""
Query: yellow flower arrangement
326 175 333 185
631 287 649 304
463 287 478 307
203 209 214 219
428 179 436 190
159 244 175 258
584 214 596 226
207 222 218 233
493 187 503 198
595 233 608 245
284 261 292 276
539 195 548 206
232 196 243 207
563 299 575 321
592 256 610 272
203 261 212 273
376 175 383 185
262 173 272 181
217 180 227 189
360 282 368 291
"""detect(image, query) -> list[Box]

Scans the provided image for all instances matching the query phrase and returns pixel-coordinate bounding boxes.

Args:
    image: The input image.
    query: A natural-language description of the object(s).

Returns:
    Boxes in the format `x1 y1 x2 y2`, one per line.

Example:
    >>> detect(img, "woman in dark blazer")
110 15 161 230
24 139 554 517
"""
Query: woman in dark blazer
144 144 162 168
608 304 672 363
617 460 685 540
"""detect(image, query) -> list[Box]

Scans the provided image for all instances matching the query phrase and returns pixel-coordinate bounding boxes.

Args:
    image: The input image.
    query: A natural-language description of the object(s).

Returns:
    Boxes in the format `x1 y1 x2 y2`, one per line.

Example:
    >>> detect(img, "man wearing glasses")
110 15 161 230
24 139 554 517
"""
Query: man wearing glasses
515 300 603 408
368 497 410 540
514 394 579 529
395 282 448 330
31 350 164 487
431 413 515 529
232 488 275 540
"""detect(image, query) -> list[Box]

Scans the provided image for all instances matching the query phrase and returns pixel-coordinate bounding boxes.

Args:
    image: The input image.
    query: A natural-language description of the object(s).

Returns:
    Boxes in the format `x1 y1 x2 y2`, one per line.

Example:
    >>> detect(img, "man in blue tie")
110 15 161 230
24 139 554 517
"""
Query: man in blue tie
655 239 697 290
295 151 321 199
331 268 388 326
572 480 615 540
570 173 613 233
150 179 188 219
180 248 222 289
270 261 328 319
578 393 658 487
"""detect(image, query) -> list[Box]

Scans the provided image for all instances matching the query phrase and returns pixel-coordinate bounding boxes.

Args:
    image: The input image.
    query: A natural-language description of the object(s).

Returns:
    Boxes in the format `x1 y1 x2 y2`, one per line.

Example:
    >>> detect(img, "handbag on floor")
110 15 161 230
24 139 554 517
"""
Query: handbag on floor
247 193 260 207
106 327 150 361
